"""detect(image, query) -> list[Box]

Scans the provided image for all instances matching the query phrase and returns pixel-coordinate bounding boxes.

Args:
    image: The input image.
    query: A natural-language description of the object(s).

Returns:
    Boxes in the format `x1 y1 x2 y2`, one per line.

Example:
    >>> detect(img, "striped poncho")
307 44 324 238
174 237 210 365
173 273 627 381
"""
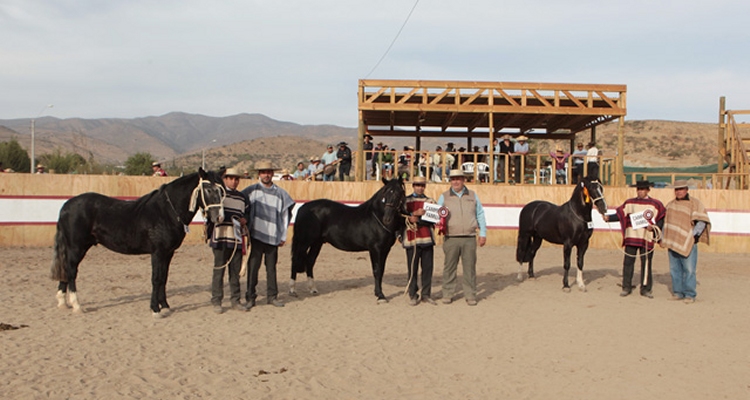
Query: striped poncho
242 182 295 246
614 196 666 250
661 196 711 257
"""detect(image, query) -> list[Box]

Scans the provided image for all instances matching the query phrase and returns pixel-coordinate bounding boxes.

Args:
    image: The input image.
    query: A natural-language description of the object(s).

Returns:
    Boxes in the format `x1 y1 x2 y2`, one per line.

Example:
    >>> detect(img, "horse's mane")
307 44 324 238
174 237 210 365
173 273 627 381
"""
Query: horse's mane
361 179 404 210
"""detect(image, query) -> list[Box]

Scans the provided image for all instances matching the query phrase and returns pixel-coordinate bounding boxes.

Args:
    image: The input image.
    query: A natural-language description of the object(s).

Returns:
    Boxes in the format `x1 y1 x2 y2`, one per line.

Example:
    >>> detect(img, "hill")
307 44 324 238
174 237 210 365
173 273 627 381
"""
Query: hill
0 113 720 170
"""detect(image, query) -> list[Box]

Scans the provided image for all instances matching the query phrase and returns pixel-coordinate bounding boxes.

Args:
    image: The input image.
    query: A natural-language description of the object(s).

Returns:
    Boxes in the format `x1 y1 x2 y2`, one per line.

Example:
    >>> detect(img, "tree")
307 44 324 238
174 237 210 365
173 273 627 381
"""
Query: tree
38 149 87 174
124 152 155 176
0 138 31 172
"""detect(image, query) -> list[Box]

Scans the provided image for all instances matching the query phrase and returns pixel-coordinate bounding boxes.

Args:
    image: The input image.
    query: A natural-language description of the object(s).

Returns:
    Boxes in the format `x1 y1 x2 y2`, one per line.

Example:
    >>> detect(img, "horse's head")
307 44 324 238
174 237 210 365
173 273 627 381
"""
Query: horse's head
580 178 607 215
378 176 406 226
191 167 227 224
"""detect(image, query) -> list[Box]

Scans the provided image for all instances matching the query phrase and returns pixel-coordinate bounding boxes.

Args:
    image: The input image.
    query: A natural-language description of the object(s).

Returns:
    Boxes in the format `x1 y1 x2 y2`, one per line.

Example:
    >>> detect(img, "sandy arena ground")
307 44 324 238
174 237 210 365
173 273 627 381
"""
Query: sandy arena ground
1 243 748 399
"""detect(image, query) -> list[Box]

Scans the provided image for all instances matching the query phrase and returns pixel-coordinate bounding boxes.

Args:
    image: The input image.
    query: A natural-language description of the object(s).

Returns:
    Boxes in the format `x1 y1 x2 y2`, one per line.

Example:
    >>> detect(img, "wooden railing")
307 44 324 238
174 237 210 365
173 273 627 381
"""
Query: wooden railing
357 150 616 186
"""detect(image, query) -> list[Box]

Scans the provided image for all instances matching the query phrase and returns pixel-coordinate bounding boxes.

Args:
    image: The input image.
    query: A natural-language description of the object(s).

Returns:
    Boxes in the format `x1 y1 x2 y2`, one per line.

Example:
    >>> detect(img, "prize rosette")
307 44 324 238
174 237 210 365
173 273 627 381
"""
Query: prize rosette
437 207 450 235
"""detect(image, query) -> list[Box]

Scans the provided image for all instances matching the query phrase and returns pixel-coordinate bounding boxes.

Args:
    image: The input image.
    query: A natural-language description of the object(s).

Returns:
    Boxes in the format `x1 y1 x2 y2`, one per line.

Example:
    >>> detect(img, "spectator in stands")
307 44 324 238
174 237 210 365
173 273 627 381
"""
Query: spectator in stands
151 162 167 177
586 141 599 180
321 144 338 181
336 141 352 181
571 142 587 184
550 147 570 184
512 135 529 183
293 161 309 180
363 134 374 179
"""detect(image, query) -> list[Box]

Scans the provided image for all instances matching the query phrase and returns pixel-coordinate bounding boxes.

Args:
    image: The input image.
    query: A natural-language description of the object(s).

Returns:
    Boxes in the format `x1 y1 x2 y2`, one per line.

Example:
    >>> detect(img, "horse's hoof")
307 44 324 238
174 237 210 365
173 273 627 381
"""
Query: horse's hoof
72 307 85 314
376 297 388 304
288 291 298 297
310 289 319 295
160 308 172 316
152 311 166 319
516 273 524 282
562 287 571 293
57 303 70 310
578 286 587 292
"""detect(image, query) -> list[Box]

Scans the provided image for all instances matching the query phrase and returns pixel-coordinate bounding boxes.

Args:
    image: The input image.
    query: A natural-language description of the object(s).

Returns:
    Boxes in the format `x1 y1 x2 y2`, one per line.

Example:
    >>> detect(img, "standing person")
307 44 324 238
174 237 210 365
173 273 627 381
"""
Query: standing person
292 161 309 180
363 134 374 179
586 141 599 180
512 135 529 183
571 142 587 184
496 135 513 183
321 144 338 181
372 141 383 179
151 162 167 177
336 141 352 181
402 176 437 306
660 180 711 303
242 161 295 308
603 180 666 298
549 147 570 184
381 145 394 179
207 168 251 314
438 170 487 306
307 156 323 180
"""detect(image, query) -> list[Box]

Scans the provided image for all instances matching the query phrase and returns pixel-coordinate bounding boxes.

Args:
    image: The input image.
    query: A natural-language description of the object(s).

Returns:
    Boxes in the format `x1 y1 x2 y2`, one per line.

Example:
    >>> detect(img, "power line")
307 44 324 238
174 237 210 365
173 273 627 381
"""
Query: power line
364 0 420 79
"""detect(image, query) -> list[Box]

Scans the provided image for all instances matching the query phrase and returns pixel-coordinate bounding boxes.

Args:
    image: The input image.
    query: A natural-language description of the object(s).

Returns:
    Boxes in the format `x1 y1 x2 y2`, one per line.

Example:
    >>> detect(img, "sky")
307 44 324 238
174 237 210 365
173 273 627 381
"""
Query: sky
2 0 750 127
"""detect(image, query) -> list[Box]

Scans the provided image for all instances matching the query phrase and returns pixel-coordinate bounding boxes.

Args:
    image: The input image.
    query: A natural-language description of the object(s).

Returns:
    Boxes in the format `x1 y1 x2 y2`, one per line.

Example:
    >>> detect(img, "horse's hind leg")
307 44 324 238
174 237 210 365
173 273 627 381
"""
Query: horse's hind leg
56 282 69 309
561 245 573 292
526 234 544 280
305 241 324 295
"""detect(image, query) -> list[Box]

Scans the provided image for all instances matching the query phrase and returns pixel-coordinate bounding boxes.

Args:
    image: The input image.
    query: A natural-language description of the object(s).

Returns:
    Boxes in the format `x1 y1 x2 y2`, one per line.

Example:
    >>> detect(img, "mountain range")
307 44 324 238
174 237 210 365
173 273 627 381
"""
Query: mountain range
0 113 720 171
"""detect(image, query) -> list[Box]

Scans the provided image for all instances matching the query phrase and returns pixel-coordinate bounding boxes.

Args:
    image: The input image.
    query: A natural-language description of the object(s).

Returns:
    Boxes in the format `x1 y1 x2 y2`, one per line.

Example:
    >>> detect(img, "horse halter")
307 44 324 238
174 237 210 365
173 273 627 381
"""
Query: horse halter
189 178 226 218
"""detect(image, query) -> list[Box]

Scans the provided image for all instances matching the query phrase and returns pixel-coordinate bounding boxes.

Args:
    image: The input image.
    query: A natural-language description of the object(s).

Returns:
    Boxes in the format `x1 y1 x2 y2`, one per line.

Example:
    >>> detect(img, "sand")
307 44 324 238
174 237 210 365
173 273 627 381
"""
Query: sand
2 243 748 399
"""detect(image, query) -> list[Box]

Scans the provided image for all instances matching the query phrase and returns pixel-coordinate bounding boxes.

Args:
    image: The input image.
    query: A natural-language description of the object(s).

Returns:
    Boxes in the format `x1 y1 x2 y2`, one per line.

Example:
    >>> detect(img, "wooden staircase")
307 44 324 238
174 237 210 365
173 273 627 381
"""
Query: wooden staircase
721 109 750 189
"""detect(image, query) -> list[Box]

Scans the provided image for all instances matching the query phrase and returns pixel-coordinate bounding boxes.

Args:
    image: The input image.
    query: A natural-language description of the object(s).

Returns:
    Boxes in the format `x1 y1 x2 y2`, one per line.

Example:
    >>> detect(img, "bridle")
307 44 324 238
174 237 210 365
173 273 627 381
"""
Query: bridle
189 177 226 220
372 186 405 233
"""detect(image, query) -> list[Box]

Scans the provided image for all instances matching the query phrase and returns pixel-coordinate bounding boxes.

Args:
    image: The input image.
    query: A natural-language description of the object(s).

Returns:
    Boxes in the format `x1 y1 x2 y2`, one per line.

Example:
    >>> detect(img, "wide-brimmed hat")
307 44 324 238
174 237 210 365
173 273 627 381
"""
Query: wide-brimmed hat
364 134 373 140
36 164 44 169
151 161 161 167
338 141 348 146
254 160 279 171
280 169 291 176
412 176 428 185
501 134 511 140
517 135 528 141
669 179 689 189
311 156 321 162
223 168 242 178
448 169 467 178
629 180 654 189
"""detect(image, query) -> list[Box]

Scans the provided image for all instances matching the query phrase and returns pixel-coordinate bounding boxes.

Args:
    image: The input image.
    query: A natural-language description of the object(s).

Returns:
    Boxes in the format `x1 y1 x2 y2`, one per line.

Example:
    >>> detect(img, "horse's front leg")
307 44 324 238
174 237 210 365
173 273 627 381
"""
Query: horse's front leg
369 249 388 303
575 242 589 292
151 251 174 318
562 245 573 292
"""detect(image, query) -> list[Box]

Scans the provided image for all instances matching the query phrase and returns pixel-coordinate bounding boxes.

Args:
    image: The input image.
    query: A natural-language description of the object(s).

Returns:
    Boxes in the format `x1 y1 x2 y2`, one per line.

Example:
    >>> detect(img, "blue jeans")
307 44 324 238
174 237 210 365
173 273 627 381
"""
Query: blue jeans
668 246 698 299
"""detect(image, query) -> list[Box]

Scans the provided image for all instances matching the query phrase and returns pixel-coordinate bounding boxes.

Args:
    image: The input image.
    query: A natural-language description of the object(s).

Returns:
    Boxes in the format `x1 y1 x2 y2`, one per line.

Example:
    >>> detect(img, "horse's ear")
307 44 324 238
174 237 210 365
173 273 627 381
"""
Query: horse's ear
198 167 207 178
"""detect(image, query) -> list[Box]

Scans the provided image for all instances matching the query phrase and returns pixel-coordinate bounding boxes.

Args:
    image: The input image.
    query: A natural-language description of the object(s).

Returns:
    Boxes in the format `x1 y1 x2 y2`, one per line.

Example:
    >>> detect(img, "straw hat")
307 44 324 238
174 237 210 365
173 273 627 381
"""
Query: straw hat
280 169 291 176
501 134 511 140
555 146 563 154
516 135 528 141
669 179 689 189
151 161 161 167
223 168 242 177
254 160 279 171
36 164 45 169
448 169 467 178
412 176 428 185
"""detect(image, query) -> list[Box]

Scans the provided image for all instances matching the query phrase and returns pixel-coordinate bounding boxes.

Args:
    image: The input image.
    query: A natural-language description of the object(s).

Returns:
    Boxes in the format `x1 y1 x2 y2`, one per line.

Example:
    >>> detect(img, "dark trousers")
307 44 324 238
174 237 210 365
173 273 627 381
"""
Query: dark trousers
622 245 653 293
405 245 434 299
246 238 279 302
338 164 351 181
587 161 599 180
211 246 242 305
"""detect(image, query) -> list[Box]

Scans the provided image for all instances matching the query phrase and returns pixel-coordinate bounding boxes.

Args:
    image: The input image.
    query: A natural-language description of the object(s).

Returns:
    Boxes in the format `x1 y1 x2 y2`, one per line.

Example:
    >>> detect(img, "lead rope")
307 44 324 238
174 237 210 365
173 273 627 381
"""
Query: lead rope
402 213 419 299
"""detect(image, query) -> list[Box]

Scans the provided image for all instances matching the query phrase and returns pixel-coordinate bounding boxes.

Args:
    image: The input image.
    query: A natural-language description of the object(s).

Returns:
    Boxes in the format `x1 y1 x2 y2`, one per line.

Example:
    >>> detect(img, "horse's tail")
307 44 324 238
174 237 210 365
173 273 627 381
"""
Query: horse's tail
516 206 534 263
50 223 67 281
516 232 532 263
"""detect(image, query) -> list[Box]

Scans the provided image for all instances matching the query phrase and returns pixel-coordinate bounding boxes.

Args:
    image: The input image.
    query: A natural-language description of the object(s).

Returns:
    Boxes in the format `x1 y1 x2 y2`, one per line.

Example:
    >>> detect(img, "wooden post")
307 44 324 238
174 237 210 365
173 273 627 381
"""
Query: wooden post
616 117 625 186
357 111 365 182
718 96 725 175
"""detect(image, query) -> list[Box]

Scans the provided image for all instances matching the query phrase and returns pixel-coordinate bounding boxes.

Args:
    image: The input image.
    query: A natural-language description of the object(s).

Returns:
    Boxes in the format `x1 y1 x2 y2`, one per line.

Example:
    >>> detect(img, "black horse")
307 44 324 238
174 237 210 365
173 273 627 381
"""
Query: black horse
290 177 406 303
516 177 607 291
50 168 226 317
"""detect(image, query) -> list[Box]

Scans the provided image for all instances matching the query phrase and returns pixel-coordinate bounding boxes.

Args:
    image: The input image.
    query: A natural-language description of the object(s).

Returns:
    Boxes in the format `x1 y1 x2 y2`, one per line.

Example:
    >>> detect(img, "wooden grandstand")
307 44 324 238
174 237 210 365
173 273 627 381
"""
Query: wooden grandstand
356 79 627 185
